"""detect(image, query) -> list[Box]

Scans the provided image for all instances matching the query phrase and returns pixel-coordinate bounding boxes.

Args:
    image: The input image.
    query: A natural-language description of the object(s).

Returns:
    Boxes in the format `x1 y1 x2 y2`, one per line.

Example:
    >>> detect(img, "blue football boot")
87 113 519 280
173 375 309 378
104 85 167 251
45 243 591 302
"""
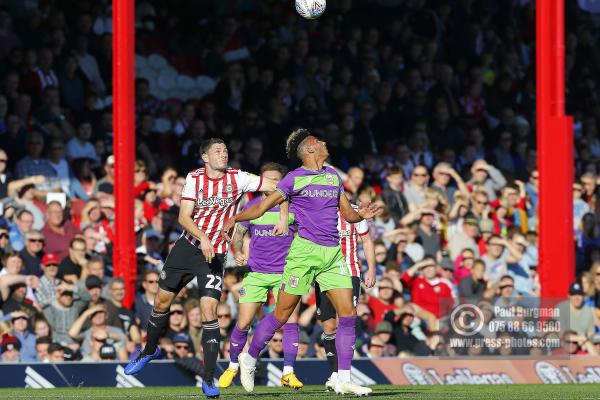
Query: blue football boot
202 381 221 398
124 346 160 375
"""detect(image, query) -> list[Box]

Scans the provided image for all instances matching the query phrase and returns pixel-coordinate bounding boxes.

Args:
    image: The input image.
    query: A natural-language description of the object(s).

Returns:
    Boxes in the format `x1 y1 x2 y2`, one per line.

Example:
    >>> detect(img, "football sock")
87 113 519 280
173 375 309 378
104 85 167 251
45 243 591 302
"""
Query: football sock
336 316 356 384
229 325 249 368
322 332 338 372
142 309 169 355
282 323 299 372
338 369 351 384
248 313 283 359
283 365 294 376
201 320 221 384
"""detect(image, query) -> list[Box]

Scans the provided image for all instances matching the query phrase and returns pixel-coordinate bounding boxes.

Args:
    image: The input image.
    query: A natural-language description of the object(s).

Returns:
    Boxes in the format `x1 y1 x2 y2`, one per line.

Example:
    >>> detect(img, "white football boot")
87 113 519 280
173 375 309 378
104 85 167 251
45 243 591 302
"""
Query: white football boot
334 380 372 396
325 371 337 392
238 352 256 392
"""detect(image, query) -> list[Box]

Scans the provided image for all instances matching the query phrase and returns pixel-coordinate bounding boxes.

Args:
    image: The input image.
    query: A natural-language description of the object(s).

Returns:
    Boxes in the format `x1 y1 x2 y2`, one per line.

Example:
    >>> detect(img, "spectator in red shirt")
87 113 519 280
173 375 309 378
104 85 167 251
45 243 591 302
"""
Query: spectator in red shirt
41 201 80 260
79 199 113 251
367 277 398 326
477 219 495 255
132 160 152 199
401 257 454 318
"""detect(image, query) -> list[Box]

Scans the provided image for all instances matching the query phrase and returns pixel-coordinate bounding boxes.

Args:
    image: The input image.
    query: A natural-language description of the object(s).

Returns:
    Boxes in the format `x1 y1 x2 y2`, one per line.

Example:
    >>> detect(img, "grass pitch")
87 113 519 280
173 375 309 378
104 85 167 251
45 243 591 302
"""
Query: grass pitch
0 384 599 399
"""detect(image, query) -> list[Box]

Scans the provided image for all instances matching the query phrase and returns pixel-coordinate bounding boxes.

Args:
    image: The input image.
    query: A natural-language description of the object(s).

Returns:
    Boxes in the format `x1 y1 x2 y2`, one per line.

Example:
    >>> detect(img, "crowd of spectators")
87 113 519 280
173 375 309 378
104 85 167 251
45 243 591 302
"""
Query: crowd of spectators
1 0 600 363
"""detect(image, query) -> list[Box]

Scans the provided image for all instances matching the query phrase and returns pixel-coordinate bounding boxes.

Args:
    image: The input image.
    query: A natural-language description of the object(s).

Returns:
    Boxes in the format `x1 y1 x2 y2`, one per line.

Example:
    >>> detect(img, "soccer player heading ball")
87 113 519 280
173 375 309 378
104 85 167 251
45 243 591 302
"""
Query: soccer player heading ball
218 162 304 390
125 138 282 399
222 129 381 396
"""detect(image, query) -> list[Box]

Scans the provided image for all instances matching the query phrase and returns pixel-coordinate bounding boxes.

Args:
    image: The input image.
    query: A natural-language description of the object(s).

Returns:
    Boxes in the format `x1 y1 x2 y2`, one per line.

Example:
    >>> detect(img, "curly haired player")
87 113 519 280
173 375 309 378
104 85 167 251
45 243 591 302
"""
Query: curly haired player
222 129 381 396
218 162 304 390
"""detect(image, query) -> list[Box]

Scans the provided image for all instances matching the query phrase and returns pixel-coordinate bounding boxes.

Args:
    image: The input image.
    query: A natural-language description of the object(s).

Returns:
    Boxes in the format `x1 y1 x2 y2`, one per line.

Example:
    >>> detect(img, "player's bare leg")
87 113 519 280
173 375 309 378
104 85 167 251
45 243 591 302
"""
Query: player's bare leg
326 288 371 396
239 291 300 392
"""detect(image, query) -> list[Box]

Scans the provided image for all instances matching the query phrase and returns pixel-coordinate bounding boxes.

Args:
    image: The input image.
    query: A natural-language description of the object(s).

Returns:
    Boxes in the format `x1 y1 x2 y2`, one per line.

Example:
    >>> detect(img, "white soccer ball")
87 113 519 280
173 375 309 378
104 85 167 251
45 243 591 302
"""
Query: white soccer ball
295 0 326 20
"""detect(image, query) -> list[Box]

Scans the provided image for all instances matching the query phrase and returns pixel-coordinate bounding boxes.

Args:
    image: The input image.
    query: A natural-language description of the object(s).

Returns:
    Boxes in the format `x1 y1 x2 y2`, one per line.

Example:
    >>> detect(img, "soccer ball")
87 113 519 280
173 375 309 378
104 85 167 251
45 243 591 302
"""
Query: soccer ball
295 0 326 19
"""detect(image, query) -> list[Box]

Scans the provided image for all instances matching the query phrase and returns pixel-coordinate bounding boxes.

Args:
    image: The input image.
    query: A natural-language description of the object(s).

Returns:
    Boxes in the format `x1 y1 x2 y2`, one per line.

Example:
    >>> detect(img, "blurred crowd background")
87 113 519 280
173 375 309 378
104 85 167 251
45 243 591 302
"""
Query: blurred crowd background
0 0 600 363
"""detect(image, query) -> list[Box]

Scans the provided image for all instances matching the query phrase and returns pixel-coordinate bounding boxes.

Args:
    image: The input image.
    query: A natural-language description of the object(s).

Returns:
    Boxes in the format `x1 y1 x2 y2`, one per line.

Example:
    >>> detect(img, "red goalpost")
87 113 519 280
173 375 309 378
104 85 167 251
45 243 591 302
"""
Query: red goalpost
112 0 136 308
536 0 574 299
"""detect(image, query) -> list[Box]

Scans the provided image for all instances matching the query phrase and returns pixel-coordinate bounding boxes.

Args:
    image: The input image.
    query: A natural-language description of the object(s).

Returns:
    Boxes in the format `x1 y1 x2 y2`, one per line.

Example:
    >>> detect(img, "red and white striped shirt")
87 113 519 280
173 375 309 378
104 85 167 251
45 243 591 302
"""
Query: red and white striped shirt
338 207 369 277
181 167 262 254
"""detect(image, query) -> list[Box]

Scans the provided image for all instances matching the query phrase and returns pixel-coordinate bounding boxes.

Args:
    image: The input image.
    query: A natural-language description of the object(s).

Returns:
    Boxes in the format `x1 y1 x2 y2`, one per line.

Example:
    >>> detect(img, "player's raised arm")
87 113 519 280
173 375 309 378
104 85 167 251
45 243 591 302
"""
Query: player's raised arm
339 193 382 223
222 190 285 242
178 198 215 262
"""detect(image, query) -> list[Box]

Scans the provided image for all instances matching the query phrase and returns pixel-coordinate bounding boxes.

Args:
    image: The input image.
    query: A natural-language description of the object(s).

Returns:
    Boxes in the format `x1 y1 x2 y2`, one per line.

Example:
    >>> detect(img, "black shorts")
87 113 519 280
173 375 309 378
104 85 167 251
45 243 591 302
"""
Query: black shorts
316 276 361 321
159 238 225 300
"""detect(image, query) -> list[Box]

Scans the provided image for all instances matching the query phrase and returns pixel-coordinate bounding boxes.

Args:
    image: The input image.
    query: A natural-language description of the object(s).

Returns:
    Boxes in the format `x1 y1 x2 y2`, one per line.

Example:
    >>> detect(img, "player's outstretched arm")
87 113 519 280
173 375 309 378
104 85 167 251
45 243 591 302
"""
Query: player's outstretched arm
178 199 215 263
258 177 279 192
222 191 285 242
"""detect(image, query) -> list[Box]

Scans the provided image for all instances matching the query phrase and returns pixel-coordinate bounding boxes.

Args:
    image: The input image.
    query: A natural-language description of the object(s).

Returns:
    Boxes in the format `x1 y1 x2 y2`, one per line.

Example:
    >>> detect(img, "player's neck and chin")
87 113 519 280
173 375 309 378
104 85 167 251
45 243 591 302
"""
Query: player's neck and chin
300 155 327 172
204 164 228 180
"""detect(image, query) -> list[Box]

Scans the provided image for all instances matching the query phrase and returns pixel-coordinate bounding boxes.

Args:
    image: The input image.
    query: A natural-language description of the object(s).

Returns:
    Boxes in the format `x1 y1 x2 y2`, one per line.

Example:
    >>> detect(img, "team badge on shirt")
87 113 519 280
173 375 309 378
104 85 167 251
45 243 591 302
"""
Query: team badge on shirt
239 287 246 297
289 276 300 288
160 270 166 280
225 184 233 193
325 173 335 185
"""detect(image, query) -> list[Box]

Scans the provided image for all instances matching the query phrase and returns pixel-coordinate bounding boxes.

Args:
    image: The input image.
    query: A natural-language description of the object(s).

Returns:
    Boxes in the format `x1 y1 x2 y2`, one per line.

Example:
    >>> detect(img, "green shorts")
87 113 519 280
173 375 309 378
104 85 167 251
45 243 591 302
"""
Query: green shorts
281 236 352 296
238 271 282 304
